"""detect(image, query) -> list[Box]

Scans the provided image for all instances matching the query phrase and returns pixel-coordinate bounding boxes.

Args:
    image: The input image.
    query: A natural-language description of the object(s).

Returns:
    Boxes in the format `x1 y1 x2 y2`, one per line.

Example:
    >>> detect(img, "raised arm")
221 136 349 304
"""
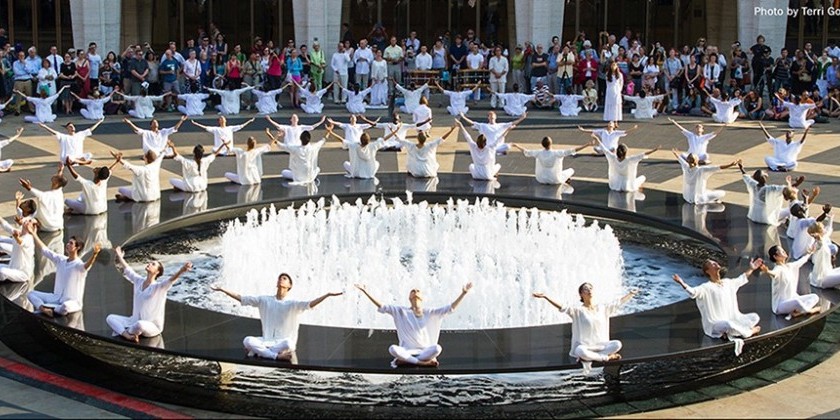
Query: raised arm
619 289 639 305
512 143 528 153
167 140 181 158
800 126 810 144
122 117 141 133
513 112 528 126
240 117 256 129
719 158 741 170
38 123 60 136
459 113 478 126
440 124 457 140
625 124 640 133
190 120 210 130
83 243 102 271
668 117 688 132
89 118 104 132
577 125 594 134
758 121 772 139
307 291 345 309
450 282 473 310
644 145 661 156
264 128 282 145
324 124 346 143
574 139 596 153
264 115 284 130
166 262 193 284
532 292 564 311
354 284 383 308
64 157 81 179
359 115 378 126
172 114 189 131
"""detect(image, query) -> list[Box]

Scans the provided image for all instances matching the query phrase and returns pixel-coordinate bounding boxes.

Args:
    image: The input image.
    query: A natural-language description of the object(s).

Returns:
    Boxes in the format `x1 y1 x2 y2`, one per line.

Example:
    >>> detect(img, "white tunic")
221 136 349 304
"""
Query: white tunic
412 104 433 131
810 232 839 288
41 248 88 306
233 146 270 185
122 266 175 332
300 88 329 114
0 219 34 279
202 124 248 151
603 151 647 192
560 301 621 357
123 95 165 119
783 102 816 129
31 188 64 232
336 123 372 146
400 138 443 177
343 87 373 114
473 122 514 151
742 175 786 225
123 155 164 202
241 295 310 350
374 122 416 148
209 86 254 115
603 76 624 121
556 94 584 116
442 89 473 116
767 256 811 314
592 129 627 153
378 304 452 350
396 84 428 113
137 127 178 155
177 93 210 116
465 130 500 180
345 139 385 179
77 97 110 120
26 95 60 123
624 95 664 119
680 129 717 162
73 177 108 215
277 139 326 183
686 275 757 338
496 93 533 116
252 88 286 114
174 154 216 192
791 217 818 259
55 129 93 163
274 124 316 148
523 148 576 185
710 97 741 124
767 137 803 166
677 161 722 204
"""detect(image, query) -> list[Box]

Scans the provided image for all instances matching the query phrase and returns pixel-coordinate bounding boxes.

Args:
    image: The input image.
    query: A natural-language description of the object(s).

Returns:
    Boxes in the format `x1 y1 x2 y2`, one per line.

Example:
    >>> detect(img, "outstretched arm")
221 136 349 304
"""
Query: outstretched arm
38 123 60 136
354 284 383 308
719 158 741 170
241 117 256 128
577 125 594 134
512 143 528 153
359 115 378 126
759 121 772 139
166 262 193 284
3 127 24 144
122 118 141 133
190 120 209 130
172 114 189 131
440 124 457 140
714 125 726 136
574 139 596 153
89 118 104 132
645 145 661 156
532 292 564 311
83 243 102 271
308 291 345 309
325 125 346 143
265 115 284 130
800 126 810 144
311 115 327 129
668 117 688 132
210 285 242 303
625 124 640 133
459 113 477 126
450 282 473 310
513 112 528 126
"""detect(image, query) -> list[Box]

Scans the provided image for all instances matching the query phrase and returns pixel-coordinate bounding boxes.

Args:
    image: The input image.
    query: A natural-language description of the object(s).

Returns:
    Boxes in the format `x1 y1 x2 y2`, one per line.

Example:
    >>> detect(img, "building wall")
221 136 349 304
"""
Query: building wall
513 0 564 48
70 0 122 56
293 0 343 81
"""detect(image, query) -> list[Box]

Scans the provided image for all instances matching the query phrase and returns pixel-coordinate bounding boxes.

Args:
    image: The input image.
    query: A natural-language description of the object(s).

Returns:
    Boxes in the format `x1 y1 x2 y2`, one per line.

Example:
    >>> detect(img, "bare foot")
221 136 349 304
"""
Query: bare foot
0 168 9 173
275 351 293 361
121 331 139 343
751 326 762 336
607 353 622 362
417 358 440 367
809 307 822 315
114 194 128 202
40 306 54 318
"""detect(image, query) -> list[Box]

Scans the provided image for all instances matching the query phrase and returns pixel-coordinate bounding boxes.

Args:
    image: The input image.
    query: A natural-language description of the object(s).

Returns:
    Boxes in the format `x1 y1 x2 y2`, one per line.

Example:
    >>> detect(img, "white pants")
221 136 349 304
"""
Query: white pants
775 294 820 315
128 109 154 119
696 190 726 205
170 178 203 193
0 266 29 283
177 105 204 116
80 109 104 120
711 313 760 338
490 81 506 108
0 159 13 171
301 103 324 114
388 344 442 366
64 197 88 215
814 268 840 289
25 115 56 123
28 291 81 315
333 74 348 102
106 314 162 337
243 336 291 359
573 340 622 362
765 156 797 171
495 143 510 154
469 163 501 181
224 172 259 185
446 105 469 116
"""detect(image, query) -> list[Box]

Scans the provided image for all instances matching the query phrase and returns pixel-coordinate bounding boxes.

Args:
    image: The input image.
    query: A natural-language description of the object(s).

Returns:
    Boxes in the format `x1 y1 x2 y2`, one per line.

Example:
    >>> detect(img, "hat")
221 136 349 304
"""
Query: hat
67 48 76 54
312 41 320 47
585 80 595 88
583 40 592 47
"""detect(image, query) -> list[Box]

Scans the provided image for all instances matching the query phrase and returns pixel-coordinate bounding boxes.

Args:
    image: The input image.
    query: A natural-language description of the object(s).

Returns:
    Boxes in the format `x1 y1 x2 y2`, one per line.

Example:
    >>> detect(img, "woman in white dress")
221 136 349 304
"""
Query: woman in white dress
597 140 659 192
326 124 399 179
252 84 288 115
342 83 373 115
119 89 170 119
533 283 637 372
762 244 821 317
15 86 66 123
225 135 273 185
603 61 624 121
176 92 210 116
369 51 389 107
513 138 593 185
672 150 739 204
456 120 512 181
112 149 165 202
740 165 793 225
296 81 332 114
168 140 229 193
73 91 113 120
435 81 477 116
398 124 458 178
577 122 638 155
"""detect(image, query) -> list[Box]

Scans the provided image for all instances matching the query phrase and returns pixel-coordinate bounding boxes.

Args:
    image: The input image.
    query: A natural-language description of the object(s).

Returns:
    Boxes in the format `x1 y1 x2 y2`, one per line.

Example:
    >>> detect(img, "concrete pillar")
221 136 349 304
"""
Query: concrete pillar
738 0 787 56
513 0 565 48
69 0 122 56
705 0 737 51
293 0 343 81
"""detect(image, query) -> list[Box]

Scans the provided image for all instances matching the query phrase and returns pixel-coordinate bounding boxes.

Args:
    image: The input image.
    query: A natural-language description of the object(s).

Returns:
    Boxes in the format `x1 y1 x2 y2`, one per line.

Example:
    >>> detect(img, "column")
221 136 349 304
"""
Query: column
293 0 343 81
514 0 565 47
69 0 122 56
738 0 787 56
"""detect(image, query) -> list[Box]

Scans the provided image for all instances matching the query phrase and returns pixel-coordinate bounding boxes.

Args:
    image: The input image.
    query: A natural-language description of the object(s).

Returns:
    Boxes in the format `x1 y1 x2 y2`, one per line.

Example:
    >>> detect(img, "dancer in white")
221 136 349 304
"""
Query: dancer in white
808 221 840 289
707 93 741 124
191 116 255 153
327 116 374 147
398 124 458 178
176 92 210 116
624 90 665 119
0 98 13 124
760 122 808 172
326 124 399 179
73 90 113 120
741 164 797 226
460 111 527 154
395 81 429 114
777 94 817 129
19 165 66 232
265 130 326 184
168 139 229 193
40 119 103 165
673 259 762 352
603 62 624 121
789 203 833 259
118 89 170 119
456 120 513 181
112 150 164 202
435 81 477 116
341 83 373 115
15 86 66 123
784 187 820 239
123 115 188 157
26 224 101 318
64 156 119 215
209 85 255 115
213 273 343 360
0 219 35 283
296 81 332 114
555 90 585 117
355 282 473 367
412 96 433 132
513 138 594 185
668 118 724 164
578 122 639 155
252 84 288 115
533 284 637 371
0 127 24 172
493 91 534 117
762 244 821 317
266 114 326 147
109 246 192 342
225 135 274 185
596 140 659 192
362 113 430 150
672 150 740 204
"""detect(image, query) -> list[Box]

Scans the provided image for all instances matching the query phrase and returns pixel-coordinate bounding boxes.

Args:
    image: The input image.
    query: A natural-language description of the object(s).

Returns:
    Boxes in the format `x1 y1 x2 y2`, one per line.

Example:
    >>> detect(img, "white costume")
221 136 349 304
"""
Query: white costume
767 256 820 315
442 89 473 116
561 301 623 371
273 123 316 148
524 148 576 185
601 147 647 192
375 122 418 149
65 177 108 215
709 97 741 124
27 247 89 315
412 104 432 132
300 87 329 114
226 146 270 185
679 129 717 163
495 93 533 117
210 86 255 115
782 102 816 129
378 304 451 367
200 123 248 152
791 217 820 259
677 160 726 204
78 97 110 120
241 296 310 359
764 137 803 171
555 94 584 116
592 129 628 154
369 60 389 106
177 93 210 116
343 139 385 179
252 87 286 115
54 129 94 164
472 122 515 154
23 94 60 123
603 75 624 121
742 176 786 225
118 155 164 202
810 226 840 289
170 154 217 193
396 83 428 114
106 266 176 338
123 94 166 119
31 188 64 232
277 139 326 184
624 95 664 119
0 219 34 283
343 87 373 114
399 138 443 178
0 136 15 171
335 123 372 146
464 130 501 180
135 127 178 156
686 274 760 339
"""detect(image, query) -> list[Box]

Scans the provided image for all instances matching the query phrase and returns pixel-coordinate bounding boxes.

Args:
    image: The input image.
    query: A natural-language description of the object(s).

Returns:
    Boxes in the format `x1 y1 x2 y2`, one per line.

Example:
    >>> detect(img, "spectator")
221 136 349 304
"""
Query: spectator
128 49 149 95
309 42 327 90
226 53 243 90
36 59 57 97
529 44 549 92
57 53 77 114
159 49 180 111
383 36 404 92
342 22 355 46
557 45 576 95
405 31 420 56
488 47 508 109
773 47 792 94
88 43 102 90
449 35 468 72
354 39 374 88
142 51 158 96
415 45 432 71
215 33 228 61
331 42 350 103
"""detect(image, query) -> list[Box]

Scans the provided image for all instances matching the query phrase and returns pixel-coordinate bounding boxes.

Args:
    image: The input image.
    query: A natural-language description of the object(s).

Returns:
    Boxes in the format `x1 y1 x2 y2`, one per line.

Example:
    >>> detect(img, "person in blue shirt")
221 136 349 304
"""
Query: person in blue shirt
12 51 33 115
159 49 181 111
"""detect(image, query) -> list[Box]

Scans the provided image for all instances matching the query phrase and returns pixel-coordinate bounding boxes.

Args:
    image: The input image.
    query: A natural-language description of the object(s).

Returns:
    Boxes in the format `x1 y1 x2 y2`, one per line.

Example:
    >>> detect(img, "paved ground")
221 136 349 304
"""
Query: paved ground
0 98 839 417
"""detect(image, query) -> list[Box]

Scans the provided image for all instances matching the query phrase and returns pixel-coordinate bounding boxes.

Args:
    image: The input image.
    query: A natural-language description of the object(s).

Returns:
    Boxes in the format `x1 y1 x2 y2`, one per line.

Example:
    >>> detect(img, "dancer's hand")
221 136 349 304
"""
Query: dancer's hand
749 257 764 270
823 204 832 214
462 282 473 293
532 292 546 299
327 291 344 297
114 246 125 259
354 283 367 292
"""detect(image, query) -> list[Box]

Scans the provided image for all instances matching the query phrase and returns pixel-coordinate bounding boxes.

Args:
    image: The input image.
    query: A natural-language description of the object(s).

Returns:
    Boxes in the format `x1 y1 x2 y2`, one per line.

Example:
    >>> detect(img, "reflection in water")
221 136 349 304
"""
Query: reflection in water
119 201 161 234
740 221 782 260
608 190 645 212
283 180 318 197
53 310 85 331
225 184 263 205
681 203 725 242
0 280 33 311
139 334 165 349
344 178 379 194
532 183 574 200
405 176 439 193
470 179 500 194
66 213 113 258
170 191 209 216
